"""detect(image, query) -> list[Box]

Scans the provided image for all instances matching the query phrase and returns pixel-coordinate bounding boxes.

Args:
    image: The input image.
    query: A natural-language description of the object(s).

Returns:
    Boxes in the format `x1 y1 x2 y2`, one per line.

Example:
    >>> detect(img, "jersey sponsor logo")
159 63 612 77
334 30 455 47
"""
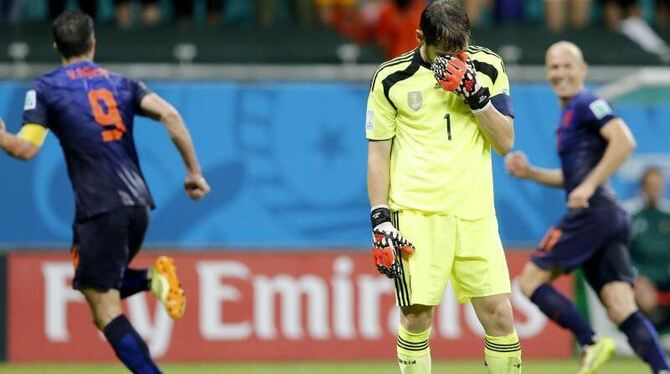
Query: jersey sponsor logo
24 89 36 110
589 99 612 120
366 109 375 130
407 91 422 111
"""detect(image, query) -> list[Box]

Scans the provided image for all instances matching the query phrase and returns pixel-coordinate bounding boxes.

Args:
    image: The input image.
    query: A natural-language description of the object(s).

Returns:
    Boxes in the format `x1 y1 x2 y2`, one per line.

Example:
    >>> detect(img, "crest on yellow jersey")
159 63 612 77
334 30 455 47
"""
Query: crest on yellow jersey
407 91 422 111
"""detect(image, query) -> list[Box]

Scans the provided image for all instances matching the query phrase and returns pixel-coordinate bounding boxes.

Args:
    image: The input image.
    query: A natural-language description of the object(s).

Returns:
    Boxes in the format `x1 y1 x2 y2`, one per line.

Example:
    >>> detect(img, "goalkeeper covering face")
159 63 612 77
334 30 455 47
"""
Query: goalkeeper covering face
365 0 520 373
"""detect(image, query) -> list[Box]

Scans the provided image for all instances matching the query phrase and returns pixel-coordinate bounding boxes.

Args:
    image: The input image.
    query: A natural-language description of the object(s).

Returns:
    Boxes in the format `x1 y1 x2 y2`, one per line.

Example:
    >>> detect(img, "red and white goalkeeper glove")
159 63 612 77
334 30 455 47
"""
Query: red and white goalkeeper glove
433 52 491 112
370 206 415 279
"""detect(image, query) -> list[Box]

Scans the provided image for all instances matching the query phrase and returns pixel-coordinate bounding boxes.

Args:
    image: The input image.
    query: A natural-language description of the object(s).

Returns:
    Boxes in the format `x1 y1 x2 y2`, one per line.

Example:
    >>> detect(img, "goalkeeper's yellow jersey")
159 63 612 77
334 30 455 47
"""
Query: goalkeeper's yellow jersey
365 45 512 220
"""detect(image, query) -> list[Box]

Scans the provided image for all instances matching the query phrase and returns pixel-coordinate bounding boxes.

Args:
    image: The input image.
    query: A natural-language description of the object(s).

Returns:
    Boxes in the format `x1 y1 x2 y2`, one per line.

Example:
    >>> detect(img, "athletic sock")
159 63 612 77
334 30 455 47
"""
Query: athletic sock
530 283 595 346
397 325 431 374
120 268 150 299
619 311 670 373
103 315 161 374
484 331 522 374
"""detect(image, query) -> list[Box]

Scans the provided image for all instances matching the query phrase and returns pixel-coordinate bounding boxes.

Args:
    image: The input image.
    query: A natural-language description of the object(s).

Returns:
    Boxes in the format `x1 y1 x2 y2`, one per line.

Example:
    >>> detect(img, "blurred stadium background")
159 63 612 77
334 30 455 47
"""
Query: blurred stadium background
0 0 669 372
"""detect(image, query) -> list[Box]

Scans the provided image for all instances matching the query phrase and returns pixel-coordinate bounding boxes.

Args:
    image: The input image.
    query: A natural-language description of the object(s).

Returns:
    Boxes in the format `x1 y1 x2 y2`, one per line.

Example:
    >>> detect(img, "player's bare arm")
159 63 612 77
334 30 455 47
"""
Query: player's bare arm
139 93 210 200
367 139 392 207
505 150 565 187
473 104 514 155
367 139 415 279
0 118 40 160
568 118 636 209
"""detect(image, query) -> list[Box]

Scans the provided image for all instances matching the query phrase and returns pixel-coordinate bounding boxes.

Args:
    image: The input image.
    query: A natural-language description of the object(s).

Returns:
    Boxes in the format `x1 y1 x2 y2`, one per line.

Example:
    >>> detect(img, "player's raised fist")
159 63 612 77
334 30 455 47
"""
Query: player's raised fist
184 173 210 200
505 151 530 179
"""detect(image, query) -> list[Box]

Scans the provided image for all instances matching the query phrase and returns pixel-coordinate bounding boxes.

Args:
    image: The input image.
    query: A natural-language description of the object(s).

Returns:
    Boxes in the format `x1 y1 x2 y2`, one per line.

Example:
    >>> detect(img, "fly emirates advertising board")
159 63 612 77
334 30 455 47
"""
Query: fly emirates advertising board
7 251 572 361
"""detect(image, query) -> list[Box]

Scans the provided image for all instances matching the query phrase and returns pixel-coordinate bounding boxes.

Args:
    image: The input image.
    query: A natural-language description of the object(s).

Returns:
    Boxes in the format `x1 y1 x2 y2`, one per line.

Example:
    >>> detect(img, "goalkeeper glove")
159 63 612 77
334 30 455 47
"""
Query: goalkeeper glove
432 52 467 92
433 52 491 112
370 206 415 279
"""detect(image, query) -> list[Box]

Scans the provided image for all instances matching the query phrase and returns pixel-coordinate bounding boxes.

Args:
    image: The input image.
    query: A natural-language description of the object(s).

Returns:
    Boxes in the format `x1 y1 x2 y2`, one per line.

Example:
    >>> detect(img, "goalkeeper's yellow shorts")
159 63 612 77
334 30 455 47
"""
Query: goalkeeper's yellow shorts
392 210 511 306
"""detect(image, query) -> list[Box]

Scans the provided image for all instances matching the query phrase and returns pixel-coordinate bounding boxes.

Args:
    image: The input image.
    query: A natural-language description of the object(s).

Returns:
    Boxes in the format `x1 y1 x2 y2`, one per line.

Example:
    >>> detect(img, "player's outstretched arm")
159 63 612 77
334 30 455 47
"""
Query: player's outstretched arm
139 94 210 200
0 118 40 160
505 151 564 188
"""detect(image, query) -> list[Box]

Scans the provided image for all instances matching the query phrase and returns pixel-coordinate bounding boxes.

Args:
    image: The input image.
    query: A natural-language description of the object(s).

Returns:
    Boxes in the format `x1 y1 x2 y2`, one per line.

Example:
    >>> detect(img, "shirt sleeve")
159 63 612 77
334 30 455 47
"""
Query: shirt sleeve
365 73 397 140
580 95 617 131
488 57 514 118
488 57 510 98
491 93 514 118
130 79 152 111
22 81 49 128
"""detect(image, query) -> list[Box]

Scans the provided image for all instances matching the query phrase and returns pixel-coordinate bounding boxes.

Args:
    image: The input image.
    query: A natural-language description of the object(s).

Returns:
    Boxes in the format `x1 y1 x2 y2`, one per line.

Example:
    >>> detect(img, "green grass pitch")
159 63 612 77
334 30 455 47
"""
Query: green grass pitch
0 359 648 373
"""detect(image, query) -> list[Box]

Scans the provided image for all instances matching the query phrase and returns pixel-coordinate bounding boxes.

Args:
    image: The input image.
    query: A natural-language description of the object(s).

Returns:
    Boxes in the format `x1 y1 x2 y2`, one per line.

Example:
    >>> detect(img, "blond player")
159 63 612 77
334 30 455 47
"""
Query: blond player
366 1 520 373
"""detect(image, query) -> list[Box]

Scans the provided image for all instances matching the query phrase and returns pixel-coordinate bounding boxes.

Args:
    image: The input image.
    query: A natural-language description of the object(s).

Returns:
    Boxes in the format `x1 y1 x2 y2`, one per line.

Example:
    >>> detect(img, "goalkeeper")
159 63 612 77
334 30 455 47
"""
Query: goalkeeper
365 1 520 373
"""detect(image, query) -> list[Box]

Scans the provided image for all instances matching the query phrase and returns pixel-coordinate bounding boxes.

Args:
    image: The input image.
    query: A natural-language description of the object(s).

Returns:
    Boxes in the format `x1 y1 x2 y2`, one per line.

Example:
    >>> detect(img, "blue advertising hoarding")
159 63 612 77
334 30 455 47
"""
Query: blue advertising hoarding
0 81 667 249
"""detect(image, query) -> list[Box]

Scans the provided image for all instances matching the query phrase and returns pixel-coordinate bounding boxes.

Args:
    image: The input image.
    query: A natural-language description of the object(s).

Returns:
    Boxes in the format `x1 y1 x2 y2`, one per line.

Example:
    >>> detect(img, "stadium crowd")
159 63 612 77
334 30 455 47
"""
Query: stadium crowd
1 0 669 62
0 0 668 29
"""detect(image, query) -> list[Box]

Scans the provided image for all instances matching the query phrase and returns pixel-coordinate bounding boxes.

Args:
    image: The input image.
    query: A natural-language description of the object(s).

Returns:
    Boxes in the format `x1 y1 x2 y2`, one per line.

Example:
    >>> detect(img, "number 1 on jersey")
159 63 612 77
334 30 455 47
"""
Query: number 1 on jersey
88 89 126 142
444 113 452 140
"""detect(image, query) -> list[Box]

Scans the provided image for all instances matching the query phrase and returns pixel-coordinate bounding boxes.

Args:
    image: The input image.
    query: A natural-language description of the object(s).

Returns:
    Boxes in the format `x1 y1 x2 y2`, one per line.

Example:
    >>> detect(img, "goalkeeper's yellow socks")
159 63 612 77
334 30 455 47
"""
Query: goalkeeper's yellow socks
484 331 522 374
397 325 431 374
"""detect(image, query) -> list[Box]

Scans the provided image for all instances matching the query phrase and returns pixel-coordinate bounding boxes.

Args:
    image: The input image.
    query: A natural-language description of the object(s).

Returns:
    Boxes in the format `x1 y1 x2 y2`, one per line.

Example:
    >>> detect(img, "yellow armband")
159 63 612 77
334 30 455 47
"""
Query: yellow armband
18 123 48 147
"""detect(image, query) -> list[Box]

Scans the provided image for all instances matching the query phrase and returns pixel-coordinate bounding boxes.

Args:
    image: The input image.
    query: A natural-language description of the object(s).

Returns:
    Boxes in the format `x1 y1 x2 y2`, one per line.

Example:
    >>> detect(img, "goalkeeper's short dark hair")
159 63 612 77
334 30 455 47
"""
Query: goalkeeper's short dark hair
420 0 470 53
53 10 94 59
